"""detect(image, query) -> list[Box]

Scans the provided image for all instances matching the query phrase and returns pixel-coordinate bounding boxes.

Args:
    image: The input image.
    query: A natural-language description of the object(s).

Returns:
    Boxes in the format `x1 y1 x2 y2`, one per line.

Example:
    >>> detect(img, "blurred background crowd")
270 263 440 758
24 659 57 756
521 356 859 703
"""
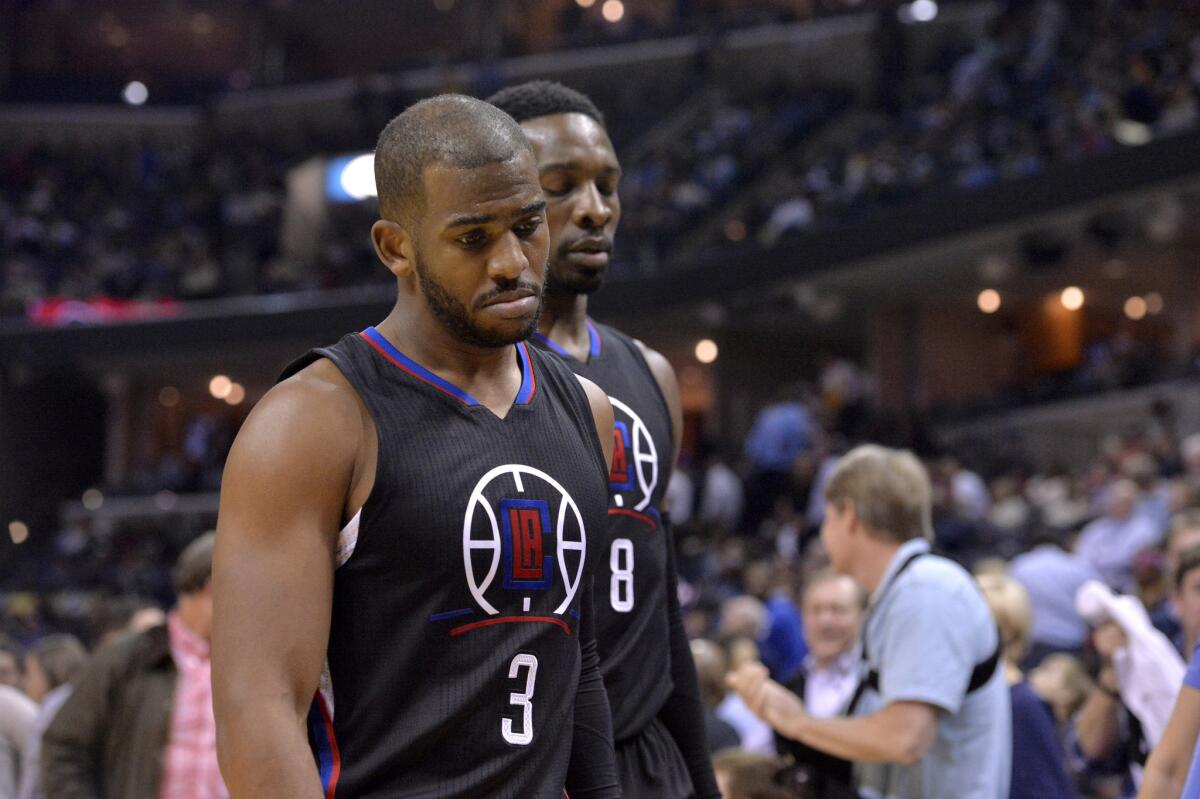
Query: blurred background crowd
3 0 1200 797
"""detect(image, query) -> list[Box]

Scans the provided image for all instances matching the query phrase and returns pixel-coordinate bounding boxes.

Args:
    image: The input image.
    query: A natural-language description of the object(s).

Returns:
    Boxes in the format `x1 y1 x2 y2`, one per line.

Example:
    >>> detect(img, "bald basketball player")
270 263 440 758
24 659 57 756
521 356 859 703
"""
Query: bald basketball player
212 95 619 799
488 81 719 799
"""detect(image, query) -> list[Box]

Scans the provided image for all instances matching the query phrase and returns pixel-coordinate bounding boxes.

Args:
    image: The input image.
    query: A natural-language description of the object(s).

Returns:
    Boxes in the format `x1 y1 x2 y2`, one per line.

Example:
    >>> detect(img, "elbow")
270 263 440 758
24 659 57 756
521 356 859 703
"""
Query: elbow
890 721 935 766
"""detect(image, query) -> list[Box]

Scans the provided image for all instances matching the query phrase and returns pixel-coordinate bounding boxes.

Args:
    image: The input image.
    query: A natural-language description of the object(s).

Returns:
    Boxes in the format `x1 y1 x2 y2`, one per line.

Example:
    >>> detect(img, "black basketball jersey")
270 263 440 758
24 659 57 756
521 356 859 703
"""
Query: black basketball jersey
530 320 675 741
282 327 610 798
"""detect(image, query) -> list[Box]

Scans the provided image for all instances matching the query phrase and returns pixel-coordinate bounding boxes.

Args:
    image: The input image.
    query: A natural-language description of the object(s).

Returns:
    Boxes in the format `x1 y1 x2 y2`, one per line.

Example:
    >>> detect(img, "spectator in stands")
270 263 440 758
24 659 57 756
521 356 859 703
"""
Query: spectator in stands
739 562 809 680
1009 530 1100 666
742 385 813 534
1070 643 1139 796
976 573 1077 799
1182 434 1200 495
690 639 743 753
1075 479 1163 591
1028 653 1092 727
1138 630 1200 798
0 636 23 689
41 532 227 798
0 684 36 799
17 635 87 799
1171 547 1200 660
696 445 745 531
665 465 695 527
712 751 794 799
729 445 1010 799
774 571 864 799
715 632 776 756
1152 510 1200 650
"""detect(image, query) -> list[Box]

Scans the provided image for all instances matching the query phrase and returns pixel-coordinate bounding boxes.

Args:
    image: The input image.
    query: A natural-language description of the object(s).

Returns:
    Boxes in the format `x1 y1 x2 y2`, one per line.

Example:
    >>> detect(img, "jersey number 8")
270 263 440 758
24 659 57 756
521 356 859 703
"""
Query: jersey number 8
610 538 634 613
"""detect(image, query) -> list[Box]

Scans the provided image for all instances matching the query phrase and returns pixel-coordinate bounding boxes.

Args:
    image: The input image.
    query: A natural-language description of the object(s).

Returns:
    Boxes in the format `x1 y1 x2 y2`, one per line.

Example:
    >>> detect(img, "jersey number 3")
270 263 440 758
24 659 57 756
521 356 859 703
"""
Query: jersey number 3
610 538 634 613
502 653 538 746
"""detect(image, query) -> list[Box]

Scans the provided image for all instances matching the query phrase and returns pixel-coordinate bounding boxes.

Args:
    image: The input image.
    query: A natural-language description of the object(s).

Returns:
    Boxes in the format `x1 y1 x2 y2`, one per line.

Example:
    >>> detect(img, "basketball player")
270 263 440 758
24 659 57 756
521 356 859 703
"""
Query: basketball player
211 95 620 798
488 81 720 799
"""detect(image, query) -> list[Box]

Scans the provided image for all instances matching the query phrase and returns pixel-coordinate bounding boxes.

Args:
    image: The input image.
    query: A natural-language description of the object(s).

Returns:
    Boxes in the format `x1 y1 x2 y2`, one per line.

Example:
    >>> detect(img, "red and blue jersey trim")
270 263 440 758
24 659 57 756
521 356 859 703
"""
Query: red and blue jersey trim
308 693 341 799
360 327 536 407
514 341 537 405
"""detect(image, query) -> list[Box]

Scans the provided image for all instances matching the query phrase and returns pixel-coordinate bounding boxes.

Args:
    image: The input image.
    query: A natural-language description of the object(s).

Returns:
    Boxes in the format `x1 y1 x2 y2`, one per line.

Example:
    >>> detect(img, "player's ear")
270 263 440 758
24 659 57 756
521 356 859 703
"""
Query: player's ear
372 219 417 279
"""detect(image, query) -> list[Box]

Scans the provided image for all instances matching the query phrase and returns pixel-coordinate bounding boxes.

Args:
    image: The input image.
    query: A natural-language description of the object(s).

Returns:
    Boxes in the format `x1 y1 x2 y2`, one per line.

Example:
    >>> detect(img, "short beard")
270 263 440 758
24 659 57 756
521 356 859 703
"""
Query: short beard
414 255 542 348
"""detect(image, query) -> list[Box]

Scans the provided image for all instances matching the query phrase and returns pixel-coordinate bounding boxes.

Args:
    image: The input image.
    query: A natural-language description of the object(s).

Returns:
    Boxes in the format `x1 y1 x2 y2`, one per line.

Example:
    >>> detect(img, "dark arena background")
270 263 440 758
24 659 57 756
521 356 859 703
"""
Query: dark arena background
2 1 1200 797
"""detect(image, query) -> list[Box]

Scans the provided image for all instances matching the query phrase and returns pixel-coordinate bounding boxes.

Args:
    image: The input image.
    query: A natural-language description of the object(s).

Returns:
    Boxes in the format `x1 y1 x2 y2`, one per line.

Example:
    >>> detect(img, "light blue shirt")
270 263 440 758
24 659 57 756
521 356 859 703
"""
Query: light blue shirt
1009 545 1098 649
1074 512 1163 591
1181 645 1200 798
854 539 1012 799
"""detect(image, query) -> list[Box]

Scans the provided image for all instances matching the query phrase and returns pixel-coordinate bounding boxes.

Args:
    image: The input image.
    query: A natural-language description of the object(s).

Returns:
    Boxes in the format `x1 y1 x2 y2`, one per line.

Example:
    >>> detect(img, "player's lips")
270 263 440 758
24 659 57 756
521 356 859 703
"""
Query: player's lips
481 290 539 318
566 237 612 268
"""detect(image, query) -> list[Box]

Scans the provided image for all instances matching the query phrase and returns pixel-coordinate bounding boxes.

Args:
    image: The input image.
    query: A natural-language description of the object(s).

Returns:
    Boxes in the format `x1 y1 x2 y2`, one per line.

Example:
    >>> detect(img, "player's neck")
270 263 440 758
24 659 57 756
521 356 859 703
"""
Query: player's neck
537 291 592 361
374 307 521 403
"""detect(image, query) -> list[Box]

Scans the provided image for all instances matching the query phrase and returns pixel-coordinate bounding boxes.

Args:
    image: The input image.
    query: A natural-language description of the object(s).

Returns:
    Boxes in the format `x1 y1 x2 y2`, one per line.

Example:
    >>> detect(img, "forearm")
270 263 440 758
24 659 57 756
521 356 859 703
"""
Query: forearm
217 703 324 799
1075 689 1122 760
657 526 720 799
1137 766 1185 799
774 708 925 765
565 578 620 799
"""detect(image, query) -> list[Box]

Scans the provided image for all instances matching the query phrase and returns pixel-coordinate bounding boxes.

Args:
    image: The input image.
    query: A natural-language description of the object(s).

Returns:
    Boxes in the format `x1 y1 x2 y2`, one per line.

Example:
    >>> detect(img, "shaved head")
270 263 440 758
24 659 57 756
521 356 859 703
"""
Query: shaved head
374 94 532 227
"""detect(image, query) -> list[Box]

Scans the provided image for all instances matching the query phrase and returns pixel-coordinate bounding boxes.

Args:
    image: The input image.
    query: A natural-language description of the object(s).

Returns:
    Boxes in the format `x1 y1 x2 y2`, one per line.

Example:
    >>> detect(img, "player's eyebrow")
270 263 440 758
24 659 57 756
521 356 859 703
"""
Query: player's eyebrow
446 200 546 229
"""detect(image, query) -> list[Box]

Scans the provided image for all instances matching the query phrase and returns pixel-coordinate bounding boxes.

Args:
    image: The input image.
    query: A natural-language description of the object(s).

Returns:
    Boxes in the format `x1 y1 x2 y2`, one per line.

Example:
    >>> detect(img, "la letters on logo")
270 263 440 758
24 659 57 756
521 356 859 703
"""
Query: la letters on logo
500 498 554 590
610 422 634 491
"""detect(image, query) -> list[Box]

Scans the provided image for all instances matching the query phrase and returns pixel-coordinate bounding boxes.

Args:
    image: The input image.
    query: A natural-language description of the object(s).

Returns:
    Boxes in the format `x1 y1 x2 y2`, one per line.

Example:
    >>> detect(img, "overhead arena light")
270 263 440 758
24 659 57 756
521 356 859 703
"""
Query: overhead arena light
898 0 938 23
326 153 377 203
122 81 149 106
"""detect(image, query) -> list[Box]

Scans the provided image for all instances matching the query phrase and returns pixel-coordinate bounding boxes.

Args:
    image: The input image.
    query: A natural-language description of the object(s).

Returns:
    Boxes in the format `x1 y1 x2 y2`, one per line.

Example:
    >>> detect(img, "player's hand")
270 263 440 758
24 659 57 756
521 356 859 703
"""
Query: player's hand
726 661 806 732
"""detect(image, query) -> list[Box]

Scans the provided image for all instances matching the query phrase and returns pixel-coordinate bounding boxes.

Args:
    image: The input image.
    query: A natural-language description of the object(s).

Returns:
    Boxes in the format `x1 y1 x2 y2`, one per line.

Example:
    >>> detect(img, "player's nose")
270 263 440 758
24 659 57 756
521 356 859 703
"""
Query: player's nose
487 231 529 281
574 182 613 230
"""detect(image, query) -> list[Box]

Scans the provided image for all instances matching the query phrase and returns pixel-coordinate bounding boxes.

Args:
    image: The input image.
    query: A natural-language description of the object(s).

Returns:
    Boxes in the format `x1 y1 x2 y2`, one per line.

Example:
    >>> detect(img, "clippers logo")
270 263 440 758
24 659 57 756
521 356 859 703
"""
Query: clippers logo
463 465 586 616
610 423 634 491
608 397 659 512
501 499 552 589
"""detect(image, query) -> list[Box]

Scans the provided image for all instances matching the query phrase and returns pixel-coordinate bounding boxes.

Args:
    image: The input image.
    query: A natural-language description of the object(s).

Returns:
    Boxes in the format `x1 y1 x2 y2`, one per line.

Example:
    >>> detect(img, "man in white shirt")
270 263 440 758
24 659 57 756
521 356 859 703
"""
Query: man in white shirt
791 572 863 717
772 571 865 796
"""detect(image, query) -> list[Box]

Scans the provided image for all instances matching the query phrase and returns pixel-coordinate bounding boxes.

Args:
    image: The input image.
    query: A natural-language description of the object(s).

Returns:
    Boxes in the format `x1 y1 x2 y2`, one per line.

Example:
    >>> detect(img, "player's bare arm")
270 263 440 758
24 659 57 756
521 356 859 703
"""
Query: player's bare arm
634 340 683 467
212 361 371 798
577 374 616 472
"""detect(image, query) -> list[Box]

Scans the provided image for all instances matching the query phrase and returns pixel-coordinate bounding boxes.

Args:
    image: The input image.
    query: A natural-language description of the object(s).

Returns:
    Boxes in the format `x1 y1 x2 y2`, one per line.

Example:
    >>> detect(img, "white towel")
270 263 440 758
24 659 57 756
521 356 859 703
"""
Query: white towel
1075 580 1186 746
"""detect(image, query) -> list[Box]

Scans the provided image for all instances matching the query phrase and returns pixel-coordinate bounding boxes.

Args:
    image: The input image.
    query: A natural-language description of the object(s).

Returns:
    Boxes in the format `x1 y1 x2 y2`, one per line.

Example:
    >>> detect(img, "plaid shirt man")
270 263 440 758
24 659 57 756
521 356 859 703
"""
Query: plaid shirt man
159 611 229 799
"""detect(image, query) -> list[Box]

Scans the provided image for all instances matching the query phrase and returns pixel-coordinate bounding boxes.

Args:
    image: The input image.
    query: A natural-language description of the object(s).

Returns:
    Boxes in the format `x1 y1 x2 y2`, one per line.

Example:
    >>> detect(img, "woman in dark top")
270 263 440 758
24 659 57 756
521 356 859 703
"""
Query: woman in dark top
978 574 1077 799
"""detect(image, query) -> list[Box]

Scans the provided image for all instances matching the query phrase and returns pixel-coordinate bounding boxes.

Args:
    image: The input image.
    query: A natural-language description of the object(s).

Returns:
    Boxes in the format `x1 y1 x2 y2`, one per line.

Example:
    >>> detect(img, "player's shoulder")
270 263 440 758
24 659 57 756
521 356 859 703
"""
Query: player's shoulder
574 373 612 415
233 357 365 463
631 337 673 380
269 358 361 421
593 320 674 380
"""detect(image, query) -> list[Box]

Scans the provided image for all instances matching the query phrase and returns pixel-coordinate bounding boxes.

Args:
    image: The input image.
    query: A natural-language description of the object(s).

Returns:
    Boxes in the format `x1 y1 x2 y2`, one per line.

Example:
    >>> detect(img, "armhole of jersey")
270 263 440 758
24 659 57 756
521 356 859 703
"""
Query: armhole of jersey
626 333 675 436
336 509 361 569
303 338 386 570
560 361 611 487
